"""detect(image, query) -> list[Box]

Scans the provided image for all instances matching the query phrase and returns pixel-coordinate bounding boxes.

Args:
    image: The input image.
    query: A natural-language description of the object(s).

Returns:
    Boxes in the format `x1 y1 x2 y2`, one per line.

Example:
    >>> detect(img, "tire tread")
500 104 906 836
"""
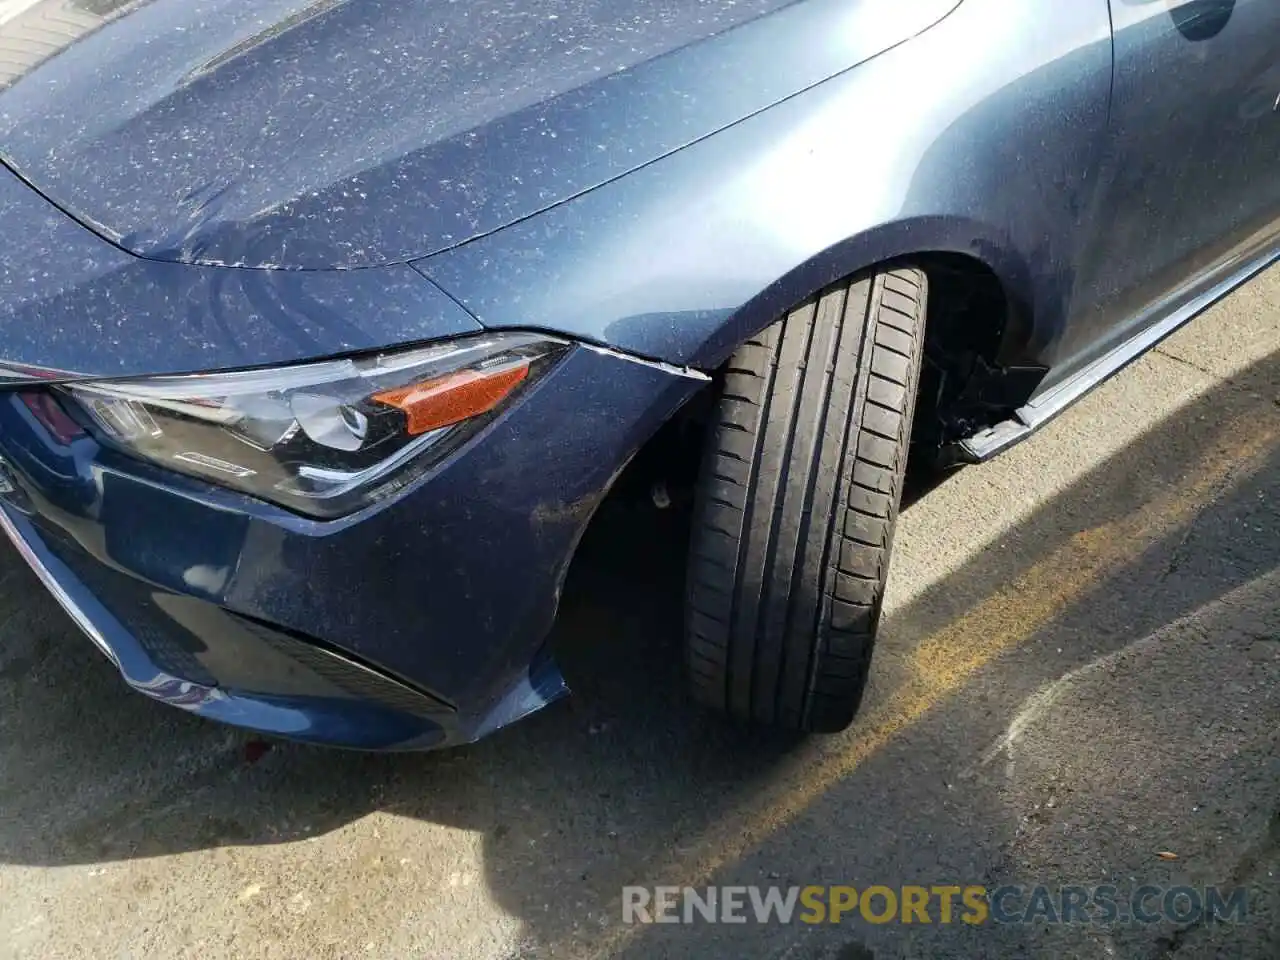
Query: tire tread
686 266 928 731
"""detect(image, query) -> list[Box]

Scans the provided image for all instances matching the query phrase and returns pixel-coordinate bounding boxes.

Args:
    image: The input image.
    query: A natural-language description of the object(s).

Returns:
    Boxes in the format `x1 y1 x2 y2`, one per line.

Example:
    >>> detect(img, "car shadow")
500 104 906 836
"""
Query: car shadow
0 348 1276 959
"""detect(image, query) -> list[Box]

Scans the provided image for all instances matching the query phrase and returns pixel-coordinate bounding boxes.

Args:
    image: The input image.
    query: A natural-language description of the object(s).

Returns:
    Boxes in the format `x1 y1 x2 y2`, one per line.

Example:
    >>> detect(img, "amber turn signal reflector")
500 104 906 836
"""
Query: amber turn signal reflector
372 361 530 435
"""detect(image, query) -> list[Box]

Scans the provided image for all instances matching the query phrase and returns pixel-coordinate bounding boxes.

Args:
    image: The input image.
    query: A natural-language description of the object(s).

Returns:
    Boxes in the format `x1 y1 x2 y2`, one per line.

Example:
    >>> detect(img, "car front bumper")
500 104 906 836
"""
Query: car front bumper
0 343 704 749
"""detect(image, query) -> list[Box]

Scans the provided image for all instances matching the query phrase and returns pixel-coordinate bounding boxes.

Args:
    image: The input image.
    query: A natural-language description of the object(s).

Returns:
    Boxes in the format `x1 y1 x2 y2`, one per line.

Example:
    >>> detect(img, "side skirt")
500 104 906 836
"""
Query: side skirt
960 237 1280 463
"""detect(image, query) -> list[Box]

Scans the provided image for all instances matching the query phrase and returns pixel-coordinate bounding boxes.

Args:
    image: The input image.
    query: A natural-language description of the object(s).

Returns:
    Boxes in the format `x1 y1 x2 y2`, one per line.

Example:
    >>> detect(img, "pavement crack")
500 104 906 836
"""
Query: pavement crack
1225 805 1280 889
1154 347 1280 408
1148 806 1280 959
1153 347 1222 382
1158 452 1254 581
1151 924 1195 958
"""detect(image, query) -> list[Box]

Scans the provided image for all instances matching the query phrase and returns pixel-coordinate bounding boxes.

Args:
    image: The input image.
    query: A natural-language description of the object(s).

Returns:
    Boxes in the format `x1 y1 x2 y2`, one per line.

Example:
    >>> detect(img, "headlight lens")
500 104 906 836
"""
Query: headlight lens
58 333 565 518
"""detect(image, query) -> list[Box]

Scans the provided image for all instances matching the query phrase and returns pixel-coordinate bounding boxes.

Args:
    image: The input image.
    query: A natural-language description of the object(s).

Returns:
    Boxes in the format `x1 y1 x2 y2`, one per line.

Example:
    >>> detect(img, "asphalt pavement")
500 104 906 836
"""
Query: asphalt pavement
0 269 1277 960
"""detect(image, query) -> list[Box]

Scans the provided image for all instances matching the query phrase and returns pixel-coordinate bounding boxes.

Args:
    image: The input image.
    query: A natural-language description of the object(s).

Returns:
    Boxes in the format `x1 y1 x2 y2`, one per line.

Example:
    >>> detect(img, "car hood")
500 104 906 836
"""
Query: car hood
0 0 960 270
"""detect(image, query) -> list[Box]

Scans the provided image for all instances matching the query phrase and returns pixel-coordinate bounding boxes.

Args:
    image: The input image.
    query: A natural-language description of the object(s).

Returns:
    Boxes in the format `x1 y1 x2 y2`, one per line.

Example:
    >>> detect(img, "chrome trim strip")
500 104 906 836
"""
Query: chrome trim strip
0 506 119 666
961 241 1280 462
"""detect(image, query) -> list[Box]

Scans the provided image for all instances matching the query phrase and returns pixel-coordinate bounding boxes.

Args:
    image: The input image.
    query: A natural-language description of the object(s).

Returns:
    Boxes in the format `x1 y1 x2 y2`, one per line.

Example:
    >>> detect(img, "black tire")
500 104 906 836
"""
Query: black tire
685 267 927 733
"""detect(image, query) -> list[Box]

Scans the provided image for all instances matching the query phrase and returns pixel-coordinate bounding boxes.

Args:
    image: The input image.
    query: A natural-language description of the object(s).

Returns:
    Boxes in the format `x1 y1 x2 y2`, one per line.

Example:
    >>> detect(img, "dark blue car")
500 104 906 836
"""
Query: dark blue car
0 0 1274 748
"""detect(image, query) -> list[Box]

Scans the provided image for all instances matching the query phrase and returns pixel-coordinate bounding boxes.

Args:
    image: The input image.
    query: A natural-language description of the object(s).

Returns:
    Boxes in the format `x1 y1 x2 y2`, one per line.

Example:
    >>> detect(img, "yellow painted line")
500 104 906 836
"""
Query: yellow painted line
580 407 1278 958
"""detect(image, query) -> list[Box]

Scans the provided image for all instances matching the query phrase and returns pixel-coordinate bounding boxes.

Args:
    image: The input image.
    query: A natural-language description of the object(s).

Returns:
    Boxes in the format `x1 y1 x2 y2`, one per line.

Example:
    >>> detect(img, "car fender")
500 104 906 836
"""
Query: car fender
417 0 1115 370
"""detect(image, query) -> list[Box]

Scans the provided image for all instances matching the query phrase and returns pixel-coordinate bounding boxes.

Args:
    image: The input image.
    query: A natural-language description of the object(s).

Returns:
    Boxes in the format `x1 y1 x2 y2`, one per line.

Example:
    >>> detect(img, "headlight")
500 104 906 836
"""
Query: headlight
58 333 566 518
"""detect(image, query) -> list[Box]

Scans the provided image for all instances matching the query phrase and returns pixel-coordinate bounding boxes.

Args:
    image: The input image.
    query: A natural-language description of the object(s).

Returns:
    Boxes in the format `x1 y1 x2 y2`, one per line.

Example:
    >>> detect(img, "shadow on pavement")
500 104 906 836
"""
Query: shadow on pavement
0 350 1276 959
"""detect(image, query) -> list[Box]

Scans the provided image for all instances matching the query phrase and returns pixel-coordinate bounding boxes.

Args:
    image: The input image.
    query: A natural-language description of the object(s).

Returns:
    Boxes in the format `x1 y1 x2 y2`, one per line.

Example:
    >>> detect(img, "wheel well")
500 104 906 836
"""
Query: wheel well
580 253 1043 528
909 252 1044 465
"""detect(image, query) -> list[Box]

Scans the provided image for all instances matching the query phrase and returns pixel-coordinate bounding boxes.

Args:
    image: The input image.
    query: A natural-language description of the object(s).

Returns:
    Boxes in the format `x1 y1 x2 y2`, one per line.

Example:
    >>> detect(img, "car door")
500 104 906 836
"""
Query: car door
1037 0 1280 389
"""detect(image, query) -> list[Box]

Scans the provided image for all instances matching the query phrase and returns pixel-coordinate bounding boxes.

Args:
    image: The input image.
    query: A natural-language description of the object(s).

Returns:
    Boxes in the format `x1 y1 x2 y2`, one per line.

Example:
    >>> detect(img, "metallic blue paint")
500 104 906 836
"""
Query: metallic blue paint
0 0 1278 747
1045 0 1280 387
418 0 1117 369
0 0 960 269
0 164 481 379
420 0 1280 392
2 508 451 748
0 347 702 747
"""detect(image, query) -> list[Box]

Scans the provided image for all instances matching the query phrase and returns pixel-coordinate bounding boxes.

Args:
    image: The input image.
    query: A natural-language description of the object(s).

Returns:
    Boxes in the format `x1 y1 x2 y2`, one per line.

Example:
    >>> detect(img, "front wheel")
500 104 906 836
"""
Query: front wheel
685 267 927 733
